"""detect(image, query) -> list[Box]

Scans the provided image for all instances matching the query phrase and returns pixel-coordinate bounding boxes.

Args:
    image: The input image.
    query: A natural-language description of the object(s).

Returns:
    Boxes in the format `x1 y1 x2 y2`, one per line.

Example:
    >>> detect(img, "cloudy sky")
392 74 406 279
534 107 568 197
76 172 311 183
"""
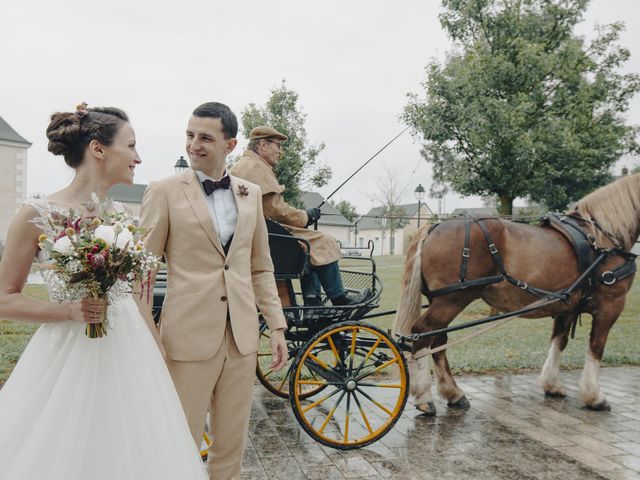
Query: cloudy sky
1 0 638 214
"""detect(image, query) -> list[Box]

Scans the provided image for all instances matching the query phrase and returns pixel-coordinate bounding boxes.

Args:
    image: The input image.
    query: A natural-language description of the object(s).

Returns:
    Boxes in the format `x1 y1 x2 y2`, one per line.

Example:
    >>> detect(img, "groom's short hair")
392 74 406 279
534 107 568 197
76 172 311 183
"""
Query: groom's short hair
192 102 238 139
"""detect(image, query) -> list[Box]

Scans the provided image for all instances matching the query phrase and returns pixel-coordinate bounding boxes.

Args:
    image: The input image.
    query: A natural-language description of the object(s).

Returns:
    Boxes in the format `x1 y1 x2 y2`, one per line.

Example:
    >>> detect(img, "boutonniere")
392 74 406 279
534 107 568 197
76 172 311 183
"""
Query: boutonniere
237 184 249 197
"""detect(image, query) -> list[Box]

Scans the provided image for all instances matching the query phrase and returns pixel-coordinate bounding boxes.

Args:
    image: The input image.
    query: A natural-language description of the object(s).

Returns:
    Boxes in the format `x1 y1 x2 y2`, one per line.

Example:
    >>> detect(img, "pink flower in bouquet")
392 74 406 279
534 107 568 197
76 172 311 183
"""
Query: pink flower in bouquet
87 252 107 268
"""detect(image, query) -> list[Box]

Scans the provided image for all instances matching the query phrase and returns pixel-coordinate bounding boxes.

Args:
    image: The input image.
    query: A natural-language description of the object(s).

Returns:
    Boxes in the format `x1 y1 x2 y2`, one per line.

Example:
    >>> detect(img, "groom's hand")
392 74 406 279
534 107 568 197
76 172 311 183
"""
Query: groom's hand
269 328 288 371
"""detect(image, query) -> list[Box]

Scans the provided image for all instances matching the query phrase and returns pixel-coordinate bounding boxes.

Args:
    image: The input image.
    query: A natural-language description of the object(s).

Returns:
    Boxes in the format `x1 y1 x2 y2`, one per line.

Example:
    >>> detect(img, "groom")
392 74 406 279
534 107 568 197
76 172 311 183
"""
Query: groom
139 102 288 479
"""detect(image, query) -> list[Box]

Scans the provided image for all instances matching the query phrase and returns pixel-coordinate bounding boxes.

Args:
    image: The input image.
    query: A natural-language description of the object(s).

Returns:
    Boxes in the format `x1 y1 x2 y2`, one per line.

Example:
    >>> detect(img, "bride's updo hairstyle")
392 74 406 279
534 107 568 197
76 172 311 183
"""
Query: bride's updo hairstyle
46 104 129 168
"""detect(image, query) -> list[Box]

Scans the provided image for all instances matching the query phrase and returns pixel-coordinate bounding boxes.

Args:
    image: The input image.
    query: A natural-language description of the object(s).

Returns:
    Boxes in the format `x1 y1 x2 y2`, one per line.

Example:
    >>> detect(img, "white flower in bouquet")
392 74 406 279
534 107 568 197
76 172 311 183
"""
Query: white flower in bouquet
94 225 115 246
64 259 83 274
94 225 133 249
115 228 133 249
53 236 74 255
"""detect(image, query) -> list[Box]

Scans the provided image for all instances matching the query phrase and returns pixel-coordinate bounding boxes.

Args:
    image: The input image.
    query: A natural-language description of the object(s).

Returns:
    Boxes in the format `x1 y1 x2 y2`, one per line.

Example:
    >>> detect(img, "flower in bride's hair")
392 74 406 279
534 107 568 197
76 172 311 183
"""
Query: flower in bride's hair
53 236 74 255
75 102 89 117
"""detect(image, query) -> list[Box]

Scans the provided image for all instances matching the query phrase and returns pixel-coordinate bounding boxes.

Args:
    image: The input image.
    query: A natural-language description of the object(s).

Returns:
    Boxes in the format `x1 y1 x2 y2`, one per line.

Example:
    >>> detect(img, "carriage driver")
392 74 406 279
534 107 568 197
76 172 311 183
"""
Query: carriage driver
230 126 369 307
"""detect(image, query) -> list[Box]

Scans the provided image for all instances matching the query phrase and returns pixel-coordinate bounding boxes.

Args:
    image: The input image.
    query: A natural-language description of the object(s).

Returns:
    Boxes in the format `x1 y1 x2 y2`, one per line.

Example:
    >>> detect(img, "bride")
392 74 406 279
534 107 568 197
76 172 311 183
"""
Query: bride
0 105 208 479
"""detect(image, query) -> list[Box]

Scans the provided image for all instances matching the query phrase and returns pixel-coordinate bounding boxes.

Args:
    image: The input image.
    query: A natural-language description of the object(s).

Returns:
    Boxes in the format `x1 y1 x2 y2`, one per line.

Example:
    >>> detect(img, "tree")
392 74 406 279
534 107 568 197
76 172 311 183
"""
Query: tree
329 199 359 222
428 176 449 216
404 0 639 214
240 80 331 207
369 167 408 255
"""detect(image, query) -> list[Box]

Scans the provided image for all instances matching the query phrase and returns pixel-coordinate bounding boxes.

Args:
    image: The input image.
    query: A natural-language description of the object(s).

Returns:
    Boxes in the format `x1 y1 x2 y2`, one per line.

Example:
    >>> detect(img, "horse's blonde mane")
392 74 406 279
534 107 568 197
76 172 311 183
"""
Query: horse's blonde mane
574 173 640 250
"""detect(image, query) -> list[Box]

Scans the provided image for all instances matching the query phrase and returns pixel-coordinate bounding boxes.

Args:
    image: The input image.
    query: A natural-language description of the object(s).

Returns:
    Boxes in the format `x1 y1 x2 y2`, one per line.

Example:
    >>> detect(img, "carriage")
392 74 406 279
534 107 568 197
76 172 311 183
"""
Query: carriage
154 219 411 450
152 173 639 452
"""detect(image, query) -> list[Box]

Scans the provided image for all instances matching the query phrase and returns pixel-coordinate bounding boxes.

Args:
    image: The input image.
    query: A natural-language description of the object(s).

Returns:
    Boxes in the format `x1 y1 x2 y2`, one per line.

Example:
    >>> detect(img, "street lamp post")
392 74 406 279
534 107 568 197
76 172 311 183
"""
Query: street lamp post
414 184 426 228
174 155 189 174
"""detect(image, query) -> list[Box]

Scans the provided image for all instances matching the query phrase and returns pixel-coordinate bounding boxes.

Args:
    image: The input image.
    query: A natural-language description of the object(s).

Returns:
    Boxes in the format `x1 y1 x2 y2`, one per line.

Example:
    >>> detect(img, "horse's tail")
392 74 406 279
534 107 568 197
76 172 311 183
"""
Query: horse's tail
393 225 429 337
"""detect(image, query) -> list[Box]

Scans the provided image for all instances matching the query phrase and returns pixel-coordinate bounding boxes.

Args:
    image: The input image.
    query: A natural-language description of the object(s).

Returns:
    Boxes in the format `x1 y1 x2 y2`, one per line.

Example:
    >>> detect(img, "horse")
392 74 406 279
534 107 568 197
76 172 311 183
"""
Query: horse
393 173 640 415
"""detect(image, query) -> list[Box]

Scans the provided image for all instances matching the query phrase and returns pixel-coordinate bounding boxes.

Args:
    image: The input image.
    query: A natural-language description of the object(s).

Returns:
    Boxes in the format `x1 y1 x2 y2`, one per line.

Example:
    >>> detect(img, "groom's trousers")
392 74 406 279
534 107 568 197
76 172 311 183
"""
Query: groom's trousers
166 321 257 480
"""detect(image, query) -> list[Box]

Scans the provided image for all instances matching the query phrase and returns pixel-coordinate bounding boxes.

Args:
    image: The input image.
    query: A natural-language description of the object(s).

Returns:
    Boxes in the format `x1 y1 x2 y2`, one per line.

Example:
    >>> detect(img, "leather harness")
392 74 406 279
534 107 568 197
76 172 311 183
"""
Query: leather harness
424 215 637 304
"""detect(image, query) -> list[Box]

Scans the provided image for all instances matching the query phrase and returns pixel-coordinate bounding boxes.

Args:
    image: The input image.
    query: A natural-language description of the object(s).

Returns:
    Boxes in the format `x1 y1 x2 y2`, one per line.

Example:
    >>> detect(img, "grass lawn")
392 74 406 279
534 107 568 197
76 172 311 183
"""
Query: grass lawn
0 285 47 387
2 256 639 386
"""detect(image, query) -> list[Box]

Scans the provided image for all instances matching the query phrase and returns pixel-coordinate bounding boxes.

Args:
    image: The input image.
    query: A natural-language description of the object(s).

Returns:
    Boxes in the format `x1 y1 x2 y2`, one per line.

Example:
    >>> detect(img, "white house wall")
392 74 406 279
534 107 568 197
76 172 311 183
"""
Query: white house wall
316 224 350 247
357 228 405 256
0 143 27 242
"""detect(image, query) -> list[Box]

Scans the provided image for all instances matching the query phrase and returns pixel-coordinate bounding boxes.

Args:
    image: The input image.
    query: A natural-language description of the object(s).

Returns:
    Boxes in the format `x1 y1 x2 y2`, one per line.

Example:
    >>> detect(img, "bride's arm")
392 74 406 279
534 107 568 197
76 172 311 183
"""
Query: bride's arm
0 205 101 324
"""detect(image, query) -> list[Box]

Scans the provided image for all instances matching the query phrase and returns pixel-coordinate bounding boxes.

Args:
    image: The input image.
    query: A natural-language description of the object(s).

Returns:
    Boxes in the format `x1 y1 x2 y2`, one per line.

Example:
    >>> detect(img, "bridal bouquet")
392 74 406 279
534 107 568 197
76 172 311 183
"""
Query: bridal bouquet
36 195 158 338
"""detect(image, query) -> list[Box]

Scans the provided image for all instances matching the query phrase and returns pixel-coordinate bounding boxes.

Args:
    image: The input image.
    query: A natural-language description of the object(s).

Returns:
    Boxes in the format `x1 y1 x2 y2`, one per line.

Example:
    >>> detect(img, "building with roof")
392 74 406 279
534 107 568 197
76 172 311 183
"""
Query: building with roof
0 116 31 242
357 202 433 256
299 191 352 246
108 183 147 216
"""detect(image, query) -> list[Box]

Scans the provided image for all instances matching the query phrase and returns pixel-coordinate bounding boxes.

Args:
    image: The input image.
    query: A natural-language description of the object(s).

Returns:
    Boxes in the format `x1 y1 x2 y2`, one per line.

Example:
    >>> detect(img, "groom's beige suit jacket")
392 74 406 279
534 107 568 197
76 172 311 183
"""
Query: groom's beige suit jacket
140 168 287 361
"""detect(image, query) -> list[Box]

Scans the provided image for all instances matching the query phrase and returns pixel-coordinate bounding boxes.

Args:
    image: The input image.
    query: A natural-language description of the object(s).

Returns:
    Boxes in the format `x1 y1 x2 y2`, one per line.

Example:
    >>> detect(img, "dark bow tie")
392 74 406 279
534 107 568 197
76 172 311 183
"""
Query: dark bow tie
202 176 231 195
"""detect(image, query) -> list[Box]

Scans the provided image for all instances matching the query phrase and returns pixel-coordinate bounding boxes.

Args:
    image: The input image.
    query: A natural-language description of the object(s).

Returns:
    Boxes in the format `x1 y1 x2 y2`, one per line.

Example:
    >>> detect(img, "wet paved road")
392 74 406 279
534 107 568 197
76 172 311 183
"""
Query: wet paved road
241 366 640 479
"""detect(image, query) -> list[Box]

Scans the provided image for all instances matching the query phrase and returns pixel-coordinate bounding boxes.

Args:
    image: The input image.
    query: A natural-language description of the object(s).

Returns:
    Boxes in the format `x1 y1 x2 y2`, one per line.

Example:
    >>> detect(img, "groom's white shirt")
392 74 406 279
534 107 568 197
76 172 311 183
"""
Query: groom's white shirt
195 170 237 246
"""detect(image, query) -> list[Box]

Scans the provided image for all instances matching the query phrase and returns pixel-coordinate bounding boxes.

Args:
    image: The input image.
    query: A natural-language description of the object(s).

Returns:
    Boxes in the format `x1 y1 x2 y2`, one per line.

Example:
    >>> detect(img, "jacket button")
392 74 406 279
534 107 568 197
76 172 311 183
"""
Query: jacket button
221 296 227 302
224 264 229 270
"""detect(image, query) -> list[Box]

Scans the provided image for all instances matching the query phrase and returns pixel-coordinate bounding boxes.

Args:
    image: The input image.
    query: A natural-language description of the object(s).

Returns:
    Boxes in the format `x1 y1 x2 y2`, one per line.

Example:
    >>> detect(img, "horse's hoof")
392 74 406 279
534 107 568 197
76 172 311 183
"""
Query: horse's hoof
544 390 566 398
586 400 611 412
416 401 437 416
447 395 470 409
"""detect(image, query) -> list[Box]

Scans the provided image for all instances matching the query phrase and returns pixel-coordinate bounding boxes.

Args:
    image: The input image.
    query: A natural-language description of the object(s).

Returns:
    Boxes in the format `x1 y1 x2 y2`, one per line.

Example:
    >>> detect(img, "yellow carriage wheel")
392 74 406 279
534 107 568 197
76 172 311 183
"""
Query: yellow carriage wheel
289 321 409 450
200 432 211 461
256 323 327 399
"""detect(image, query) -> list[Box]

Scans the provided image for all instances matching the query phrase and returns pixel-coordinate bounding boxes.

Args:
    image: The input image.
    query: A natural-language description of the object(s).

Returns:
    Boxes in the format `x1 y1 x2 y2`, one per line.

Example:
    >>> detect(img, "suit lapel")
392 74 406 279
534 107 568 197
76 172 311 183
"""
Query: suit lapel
226 175 247 258
182 169 225 257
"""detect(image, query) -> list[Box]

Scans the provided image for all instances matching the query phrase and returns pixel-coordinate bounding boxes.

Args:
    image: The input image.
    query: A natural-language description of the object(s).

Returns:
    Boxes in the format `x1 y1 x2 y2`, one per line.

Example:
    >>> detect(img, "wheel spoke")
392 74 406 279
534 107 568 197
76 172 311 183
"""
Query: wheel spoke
297 380 329 386
351 391 374 435
277 363 293 391
318 390 347 434
308 352 332 371
326 334 346 370
357 383 403 388
356 356 400 382
353 337 382 377
304 356 343 384
355 387 393 417
344 392 351 444
301 387 342 414
349 327 358 372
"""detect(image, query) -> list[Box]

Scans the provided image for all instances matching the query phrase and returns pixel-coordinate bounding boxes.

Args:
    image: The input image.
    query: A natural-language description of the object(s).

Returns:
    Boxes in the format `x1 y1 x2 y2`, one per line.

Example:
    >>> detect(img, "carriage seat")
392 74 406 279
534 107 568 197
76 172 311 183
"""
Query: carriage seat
266 219 310 306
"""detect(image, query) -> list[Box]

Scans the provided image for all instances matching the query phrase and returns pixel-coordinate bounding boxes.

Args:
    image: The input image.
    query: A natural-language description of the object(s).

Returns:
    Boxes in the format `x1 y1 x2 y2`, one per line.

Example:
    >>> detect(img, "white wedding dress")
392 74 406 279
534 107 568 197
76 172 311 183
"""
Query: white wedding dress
0 202 207 479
